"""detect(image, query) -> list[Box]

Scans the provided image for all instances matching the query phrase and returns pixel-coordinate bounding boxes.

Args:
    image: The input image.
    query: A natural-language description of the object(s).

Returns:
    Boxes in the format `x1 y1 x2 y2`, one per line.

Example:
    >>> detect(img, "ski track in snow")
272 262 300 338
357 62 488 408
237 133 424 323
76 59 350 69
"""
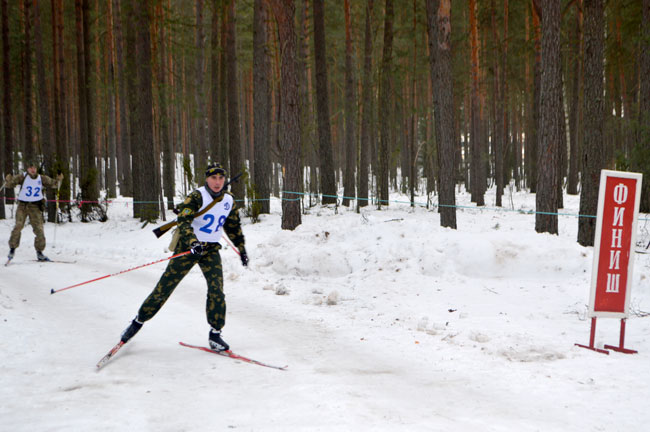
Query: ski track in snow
1 190 650 431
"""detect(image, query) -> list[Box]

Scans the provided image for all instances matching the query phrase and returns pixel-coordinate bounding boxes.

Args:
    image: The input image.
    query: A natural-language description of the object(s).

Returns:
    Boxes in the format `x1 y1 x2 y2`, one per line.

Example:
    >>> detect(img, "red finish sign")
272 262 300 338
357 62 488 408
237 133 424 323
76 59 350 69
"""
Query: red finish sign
589 170 642 318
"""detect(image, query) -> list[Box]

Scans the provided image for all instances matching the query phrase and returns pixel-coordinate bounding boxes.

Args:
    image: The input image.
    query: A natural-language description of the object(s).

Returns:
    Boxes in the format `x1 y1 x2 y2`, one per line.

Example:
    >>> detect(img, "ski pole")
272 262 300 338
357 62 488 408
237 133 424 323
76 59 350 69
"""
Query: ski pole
52 178 62 247
50 250 191 295
223 235 240 256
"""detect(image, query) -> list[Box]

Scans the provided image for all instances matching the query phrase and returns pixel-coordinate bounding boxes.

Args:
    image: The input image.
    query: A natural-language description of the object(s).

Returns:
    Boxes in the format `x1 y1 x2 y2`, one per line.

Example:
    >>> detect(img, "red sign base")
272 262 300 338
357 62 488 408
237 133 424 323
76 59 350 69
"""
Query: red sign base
575 318 610 355
603 318 638 354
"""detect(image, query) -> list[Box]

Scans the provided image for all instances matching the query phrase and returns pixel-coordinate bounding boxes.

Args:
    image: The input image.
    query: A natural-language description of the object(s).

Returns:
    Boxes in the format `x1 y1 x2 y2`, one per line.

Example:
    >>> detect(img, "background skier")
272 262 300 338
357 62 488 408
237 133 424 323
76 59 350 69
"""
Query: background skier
5 161 63 262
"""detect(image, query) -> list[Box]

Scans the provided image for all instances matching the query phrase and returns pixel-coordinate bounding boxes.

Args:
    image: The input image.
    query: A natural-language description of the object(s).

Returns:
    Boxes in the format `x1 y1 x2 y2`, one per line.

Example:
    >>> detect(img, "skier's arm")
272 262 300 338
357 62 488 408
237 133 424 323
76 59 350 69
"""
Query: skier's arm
224 198 245 253
5 174 25 188
176 190 203 247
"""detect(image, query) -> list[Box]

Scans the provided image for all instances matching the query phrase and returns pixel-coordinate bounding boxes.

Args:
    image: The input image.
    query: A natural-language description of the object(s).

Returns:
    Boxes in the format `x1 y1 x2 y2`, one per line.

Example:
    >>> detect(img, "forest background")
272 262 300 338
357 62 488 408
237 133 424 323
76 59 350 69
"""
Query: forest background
0 0 649 246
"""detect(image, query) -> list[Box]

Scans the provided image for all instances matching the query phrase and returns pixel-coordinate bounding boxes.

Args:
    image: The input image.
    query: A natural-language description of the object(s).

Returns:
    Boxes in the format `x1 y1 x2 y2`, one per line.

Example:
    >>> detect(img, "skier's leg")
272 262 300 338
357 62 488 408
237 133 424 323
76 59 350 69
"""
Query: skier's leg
199 248 226 331
137 252 199 321
9 203 27 250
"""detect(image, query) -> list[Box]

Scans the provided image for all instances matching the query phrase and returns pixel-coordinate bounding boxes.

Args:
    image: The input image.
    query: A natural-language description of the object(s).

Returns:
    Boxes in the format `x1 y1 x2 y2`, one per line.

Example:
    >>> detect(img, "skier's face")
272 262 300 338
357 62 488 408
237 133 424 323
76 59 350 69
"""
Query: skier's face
26 165 37 177
206 173 226 193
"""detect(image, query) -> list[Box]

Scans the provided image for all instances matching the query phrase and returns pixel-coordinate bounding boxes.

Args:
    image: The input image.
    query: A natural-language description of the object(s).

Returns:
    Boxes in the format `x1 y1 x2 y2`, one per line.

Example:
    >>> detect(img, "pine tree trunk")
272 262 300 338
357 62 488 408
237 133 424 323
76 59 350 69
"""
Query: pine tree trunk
113 0 131 197
133 0 157 222
426 0 456 229
567 2 582 195
468 0 483 205
209 1 220 164
578 0 605 246
23 0 35 163
637 0 650 213
342 0 356 208
225 0 244 198
1 0 13 219
156 2 174 210
358 0 373 209
218 7 229 169
268 0 302 230
378 0 394 208
253 0 271 214
535 0 561 234
312 0 337 205
194 0 207 177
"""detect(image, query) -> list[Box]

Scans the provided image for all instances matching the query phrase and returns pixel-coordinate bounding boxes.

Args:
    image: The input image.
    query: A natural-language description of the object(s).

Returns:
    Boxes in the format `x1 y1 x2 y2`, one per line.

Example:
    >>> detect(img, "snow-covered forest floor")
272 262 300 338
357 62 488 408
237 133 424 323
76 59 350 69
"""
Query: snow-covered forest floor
1 186 649 431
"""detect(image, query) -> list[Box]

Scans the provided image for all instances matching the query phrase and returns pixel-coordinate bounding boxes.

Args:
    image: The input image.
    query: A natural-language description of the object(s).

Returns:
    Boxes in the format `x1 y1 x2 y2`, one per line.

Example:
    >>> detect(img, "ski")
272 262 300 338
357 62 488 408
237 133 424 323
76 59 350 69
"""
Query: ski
32 259 77 264
96 341 125 370
179 341 288 371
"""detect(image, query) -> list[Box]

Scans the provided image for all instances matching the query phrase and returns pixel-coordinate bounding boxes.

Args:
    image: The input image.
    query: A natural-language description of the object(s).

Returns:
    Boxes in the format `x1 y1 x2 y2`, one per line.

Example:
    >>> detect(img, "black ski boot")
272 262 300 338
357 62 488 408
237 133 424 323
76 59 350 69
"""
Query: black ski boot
8 248 15 260
209 328 229 352
36 251 50 262
121 317 143 343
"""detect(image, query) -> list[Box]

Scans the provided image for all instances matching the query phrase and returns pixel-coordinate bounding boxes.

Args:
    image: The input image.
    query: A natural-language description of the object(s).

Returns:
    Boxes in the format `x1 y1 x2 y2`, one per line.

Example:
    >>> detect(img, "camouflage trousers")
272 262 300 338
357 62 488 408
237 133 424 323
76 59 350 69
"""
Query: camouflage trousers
137 245 226 331
9 201 46 251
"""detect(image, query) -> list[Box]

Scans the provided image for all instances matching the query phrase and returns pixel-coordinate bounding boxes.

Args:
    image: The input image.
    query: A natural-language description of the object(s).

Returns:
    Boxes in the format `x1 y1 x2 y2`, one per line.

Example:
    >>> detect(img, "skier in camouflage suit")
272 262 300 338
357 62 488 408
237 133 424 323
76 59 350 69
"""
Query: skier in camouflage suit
5 161 63 262
120 163 248 351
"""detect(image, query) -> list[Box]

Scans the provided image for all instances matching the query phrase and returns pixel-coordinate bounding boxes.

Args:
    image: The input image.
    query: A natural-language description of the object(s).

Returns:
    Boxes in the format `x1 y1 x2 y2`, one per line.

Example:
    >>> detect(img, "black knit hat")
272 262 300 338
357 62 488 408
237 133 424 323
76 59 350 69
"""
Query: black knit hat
205 163 227 178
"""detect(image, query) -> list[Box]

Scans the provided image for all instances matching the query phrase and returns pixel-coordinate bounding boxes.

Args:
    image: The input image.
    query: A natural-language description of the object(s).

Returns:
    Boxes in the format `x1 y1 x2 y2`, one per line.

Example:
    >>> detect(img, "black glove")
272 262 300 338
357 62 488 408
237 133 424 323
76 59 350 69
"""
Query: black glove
240 249 249 267
190 241 205 256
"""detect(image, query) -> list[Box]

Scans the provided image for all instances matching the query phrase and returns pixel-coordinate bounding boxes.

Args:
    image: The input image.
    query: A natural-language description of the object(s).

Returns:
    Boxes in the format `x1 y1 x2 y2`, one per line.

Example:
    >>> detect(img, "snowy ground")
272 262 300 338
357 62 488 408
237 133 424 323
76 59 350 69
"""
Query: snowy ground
1 187 649 431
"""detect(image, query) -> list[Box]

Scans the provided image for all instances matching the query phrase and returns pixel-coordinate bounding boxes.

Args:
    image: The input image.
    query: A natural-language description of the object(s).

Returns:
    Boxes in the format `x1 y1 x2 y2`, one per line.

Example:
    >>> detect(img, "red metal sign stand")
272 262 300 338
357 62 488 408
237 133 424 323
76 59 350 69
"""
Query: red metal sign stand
575 317 610 355
604 318 638 354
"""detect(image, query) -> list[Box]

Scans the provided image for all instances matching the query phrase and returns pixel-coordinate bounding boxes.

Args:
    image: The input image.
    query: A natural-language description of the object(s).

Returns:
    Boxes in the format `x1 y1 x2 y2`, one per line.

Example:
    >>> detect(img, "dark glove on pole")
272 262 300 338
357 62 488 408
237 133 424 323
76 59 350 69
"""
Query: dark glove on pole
240 249 249 267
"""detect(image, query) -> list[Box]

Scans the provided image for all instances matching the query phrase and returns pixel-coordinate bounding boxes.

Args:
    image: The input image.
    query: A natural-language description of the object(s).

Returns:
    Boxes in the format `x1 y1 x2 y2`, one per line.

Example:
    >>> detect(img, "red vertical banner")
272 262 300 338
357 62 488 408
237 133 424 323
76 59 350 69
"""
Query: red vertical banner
589 170 643 318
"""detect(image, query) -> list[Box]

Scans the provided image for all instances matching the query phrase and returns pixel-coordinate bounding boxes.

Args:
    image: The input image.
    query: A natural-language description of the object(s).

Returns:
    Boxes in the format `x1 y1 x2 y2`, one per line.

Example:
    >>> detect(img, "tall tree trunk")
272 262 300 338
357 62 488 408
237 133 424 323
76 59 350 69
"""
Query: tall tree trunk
23 0 35 164
125 0 142 216
426 0 457 229
105 0 117 199
225 0 244 198
528 2 541 193
209 1 220 162
157 2 174 210
51 0 69 219
268 0 302 230
194 0 207 178
33 0 56 221
578 0 605 246
218 6 229 170
312 0 337 205
636 0 650 212
133 0 157 221
378 0 394 208
358 0 373 209
1 0 13 219
535 0 561 234
567 1 582 195
469 0 484 205
342 0 356 207
113 0 131 197
75 0 96 221
491 0 504 207
253 0 271 214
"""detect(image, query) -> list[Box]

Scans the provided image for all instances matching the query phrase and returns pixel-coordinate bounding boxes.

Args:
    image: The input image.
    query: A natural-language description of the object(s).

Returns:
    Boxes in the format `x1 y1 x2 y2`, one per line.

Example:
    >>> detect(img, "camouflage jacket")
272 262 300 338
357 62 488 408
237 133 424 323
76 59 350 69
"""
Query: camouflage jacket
6 173 58 194
176 189 246 252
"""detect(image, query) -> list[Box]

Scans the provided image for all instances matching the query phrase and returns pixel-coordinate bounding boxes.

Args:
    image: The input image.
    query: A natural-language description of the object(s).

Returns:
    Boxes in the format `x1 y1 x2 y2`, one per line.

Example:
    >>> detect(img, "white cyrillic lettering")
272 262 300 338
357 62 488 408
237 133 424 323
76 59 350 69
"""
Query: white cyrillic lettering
612 207 625 227
613 183 628 205
609 250 621 270
611 229 623 248
606 273 620 293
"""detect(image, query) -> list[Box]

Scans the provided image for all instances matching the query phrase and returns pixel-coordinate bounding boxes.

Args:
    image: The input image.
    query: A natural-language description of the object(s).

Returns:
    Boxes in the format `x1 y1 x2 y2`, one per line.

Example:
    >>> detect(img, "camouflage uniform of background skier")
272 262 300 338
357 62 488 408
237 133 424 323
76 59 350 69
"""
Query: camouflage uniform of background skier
5 161 63 262
119 163 248 351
